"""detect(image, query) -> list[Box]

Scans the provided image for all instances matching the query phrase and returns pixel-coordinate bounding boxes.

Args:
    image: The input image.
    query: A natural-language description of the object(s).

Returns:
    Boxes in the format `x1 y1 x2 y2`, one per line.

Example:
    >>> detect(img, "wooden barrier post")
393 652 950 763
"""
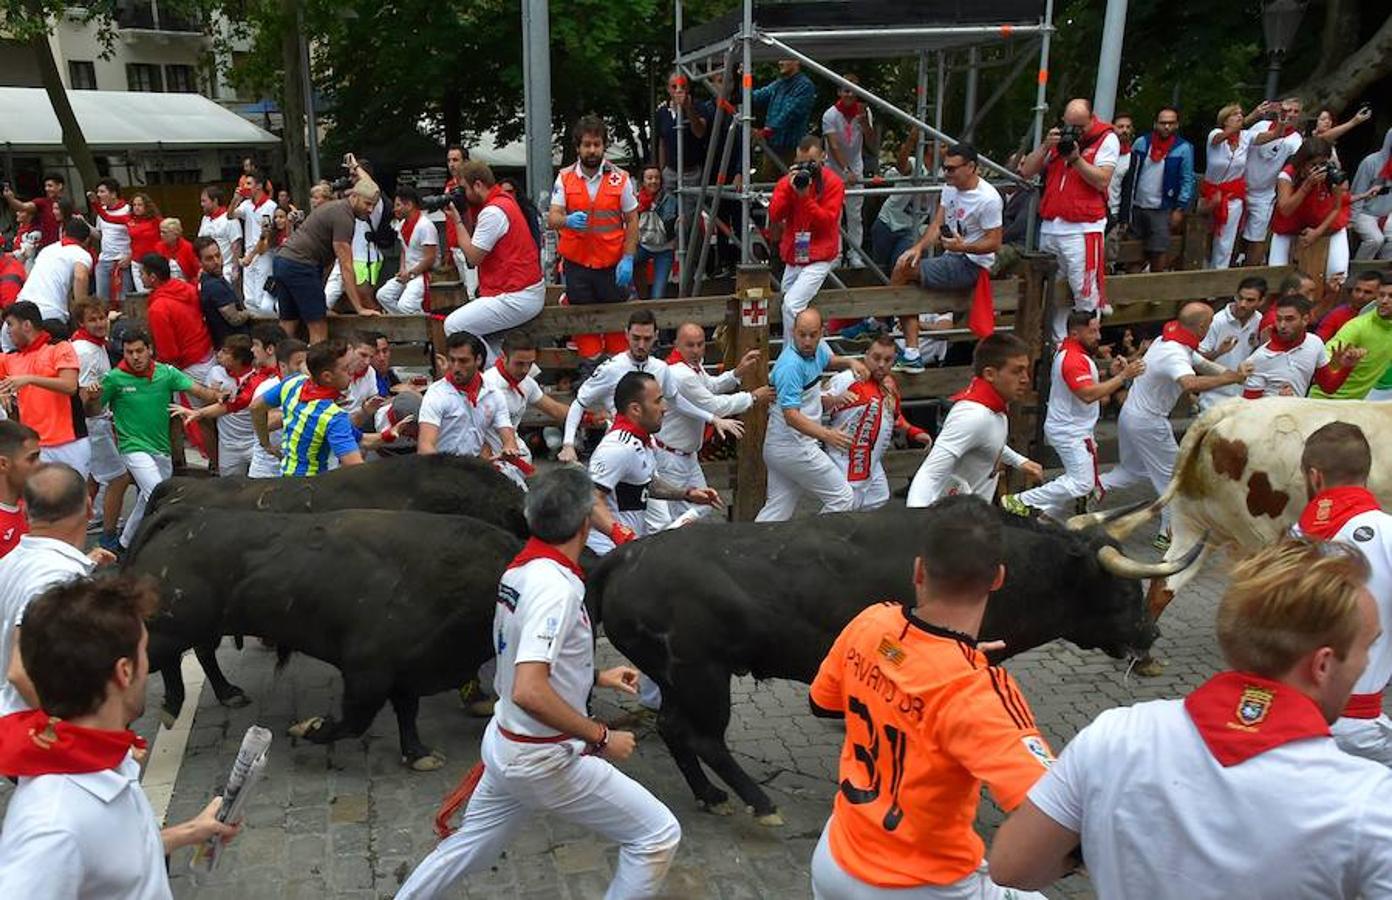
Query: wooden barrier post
1009 253 1057 466
1180 210 1211 271
1295 234 1331 298
729 265 772 521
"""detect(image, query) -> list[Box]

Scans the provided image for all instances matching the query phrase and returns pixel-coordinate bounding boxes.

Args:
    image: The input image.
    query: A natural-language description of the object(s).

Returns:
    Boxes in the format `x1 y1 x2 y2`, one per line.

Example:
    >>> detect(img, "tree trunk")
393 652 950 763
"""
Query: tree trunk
1292 12 1392 114
280 0 310 206
25 7 97 193
1313 0 1363 80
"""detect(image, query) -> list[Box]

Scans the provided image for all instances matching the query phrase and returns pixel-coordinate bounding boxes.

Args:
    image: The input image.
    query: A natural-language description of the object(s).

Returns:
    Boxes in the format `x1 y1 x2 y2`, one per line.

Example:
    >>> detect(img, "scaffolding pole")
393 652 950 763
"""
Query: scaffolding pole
674 0 686 284
740 0 753 263
934 51 946 175
962 47 979 140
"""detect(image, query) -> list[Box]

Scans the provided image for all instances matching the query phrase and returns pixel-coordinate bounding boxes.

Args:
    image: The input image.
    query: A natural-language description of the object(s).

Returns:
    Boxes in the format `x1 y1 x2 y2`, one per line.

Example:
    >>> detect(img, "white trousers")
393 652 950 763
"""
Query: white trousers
825 451 890 511
1039 231 1105 341
1208 197 1243 269
1017 431 1098 519
645 446 705 532
86 418 125 485
1100 412 1175 531
1242 189 1277 242
1333 714 1392 768
40 438 91 481
323 261 345 308
218 442 252 478
1269 227 1350 281
1352 212 1392 261
811 820 1045 900
780 261 834 337
377 274 427 316
443 282 547 364
242 254 276 315
119 451 172 548
396 720 680 900
451 248 481 299
843 193 864 257
756 431 853 522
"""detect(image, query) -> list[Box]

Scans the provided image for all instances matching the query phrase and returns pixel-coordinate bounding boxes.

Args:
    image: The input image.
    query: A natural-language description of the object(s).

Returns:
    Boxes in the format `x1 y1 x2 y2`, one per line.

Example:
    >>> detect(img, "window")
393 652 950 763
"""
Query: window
126 63 163 92
68 60 97 90
165 64 196 93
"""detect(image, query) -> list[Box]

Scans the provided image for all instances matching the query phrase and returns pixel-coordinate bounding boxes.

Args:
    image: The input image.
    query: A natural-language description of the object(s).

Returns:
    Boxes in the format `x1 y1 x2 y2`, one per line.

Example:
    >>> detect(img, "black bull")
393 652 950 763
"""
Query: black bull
587 506 1197 821
126 508 521 767
130 454 526 723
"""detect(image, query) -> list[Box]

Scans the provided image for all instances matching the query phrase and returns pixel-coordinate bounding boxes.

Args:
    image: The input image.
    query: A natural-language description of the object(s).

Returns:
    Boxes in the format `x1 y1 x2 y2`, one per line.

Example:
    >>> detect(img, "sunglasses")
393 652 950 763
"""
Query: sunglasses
941 162 972 173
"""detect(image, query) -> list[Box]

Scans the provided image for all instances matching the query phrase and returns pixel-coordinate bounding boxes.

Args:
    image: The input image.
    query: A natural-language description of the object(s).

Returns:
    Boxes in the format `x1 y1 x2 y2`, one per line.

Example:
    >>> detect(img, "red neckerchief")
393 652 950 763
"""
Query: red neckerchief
1264 329 1304 353
1184 671 1330 767
637 187 656 214
1119 139 1132 155
1148 131 1176 162
117 359 155 380
1161 320 1202 350
835 99 861 144
0 710 146 777
1298 486 1382 540
298 380 341 402
207 206 228 220
60 237 84 248
665 348 684 366
506 536 586 581
256 365 278 380
951 377 1008 414
71 328 106 348
400 209 422 247
17 331 51 355
1222 130 1240 149
1379 156 1392 181
492 357 527 397
610 413 653 446
450 371 483 405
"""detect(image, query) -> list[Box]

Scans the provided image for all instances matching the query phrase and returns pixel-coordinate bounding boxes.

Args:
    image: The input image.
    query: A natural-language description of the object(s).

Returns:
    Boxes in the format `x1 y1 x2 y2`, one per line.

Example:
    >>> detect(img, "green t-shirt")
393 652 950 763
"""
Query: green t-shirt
100 363 195 456
1311 311 1392 400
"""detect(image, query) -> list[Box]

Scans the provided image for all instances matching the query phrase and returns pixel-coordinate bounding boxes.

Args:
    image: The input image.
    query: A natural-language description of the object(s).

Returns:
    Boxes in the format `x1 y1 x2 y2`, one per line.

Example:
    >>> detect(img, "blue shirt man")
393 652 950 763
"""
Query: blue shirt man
753 60 817 154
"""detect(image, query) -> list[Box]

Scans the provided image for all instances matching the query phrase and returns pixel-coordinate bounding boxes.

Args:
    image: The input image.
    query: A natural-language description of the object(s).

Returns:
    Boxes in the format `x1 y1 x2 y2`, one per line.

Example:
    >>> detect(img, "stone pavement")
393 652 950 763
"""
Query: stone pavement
147 491 1235 900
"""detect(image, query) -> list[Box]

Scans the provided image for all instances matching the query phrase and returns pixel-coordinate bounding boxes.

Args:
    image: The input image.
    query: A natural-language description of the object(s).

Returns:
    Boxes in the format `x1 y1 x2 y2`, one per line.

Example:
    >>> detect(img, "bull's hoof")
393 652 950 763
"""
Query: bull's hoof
699 799 736 817
287 716 325 739
159 707 178 729
751 809 785 827
217 689 251 709
406 751 447 772
1134 656 1166 677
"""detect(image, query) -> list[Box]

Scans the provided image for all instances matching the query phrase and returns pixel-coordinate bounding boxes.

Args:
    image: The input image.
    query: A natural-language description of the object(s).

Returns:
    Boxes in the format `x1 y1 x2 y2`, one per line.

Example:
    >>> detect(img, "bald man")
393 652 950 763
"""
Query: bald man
756 309 867 522
1100 302 1251 547
1019 98 1120 341
647 323 772 530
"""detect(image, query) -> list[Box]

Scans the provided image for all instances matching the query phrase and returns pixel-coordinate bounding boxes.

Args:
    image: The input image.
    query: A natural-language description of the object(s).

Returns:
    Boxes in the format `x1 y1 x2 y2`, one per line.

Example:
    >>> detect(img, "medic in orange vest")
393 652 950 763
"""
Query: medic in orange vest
547 116 640 361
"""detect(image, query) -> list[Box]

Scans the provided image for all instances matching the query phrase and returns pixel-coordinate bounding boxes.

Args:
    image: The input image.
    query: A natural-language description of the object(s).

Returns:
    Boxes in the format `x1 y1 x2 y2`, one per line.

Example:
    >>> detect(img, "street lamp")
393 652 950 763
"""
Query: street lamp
1262 0 1307 99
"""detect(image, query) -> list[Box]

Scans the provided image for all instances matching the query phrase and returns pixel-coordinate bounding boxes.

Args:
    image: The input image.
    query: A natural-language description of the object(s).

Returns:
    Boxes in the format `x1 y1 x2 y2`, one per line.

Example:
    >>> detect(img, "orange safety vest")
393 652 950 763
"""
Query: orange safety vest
556 164 628 269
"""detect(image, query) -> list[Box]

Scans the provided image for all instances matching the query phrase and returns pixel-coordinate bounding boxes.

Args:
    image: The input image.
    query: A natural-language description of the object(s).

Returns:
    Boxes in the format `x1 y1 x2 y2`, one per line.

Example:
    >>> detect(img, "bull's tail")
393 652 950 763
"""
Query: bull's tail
1106 404 1227 541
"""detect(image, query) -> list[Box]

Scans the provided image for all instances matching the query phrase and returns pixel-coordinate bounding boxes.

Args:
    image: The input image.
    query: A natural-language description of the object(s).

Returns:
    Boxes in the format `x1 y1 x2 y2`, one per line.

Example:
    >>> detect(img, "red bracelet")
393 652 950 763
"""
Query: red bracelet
585 724 610 756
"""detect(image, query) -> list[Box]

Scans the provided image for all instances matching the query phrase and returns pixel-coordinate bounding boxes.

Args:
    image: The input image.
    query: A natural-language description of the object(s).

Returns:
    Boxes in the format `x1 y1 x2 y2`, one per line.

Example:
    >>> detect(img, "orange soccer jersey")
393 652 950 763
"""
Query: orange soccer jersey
810 601 1054 888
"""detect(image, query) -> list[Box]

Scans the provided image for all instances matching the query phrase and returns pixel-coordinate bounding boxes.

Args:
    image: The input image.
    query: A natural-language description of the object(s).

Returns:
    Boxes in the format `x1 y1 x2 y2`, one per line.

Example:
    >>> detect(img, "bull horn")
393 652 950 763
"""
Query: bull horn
1096 537 1206 580
1064 499 1152 533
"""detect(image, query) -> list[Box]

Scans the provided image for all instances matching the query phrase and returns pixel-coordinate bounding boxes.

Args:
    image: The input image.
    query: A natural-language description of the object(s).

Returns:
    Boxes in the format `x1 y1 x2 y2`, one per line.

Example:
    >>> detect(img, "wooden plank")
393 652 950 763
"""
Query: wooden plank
1181 209 1210 270
1104 265 1292 305
325 315 434 345
529 295 733 337
894 365 972 399
731 269 771 522
813 280 1022 318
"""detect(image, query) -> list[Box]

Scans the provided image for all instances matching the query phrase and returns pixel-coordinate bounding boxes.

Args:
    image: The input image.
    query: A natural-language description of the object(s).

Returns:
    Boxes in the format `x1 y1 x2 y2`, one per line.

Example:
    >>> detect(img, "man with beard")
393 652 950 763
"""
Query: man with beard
417 330 518 460
1243 294 1364 398
1195 276 1266 411
1313 275 1392 400
1003 313 1143 520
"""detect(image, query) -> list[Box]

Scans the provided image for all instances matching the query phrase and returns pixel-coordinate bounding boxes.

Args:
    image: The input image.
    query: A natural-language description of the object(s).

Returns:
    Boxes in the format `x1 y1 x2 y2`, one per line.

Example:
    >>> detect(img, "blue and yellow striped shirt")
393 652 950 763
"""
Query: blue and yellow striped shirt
261 374 360 477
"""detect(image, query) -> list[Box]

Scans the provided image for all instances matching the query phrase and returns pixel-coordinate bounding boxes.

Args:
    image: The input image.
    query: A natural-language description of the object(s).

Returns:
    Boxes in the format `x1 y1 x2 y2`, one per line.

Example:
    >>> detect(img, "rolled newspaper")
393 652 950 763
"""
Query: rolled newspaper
189 725 272 875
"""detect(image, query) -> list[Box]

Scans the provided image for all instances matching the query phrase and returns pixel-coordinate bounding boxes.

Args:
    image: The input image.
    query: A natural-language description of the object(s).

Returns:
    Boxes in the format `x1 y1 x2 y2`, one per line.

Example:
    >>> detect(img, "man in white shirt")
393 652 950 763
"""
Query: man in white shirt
14 218 92 327
247 337 308 479
480 330 571 470
196 184 241 286
0 464 111 716
1294 422 1392 766
822 76 877 268
418 331 518 459
648 322 770 530
1100 302 1251 547
989 539 1392 899
1195 276 1266 410
907 333 1042 507
1242 98 1304 266
892 143 1003 374
173 335 274 478
229 173 278 316
377 186 439 316
0 573 239 897
69 300 125 519
1004 313 1143 519
1244 294 1364 398
86 178 132 305
1107 113 1134 219
396 466 680 899
1018 99 1120 340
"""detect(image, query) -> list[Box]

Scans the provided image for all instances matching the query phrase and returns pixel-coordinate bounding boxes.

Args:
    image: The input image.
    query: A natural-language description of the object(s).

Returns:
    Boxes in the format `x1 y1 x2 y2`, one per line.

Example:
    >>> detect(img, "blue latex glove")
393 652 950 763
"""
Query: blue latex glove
564 210 589 230
615 254 635 288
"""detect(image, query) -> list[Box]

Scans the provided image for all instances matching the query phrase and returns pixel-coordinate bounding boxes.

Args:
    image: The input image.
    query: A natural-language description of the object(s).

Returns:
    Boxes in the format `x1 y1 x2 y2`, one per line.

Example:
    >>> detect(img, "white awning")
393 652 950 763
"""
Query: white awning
0 87 279 152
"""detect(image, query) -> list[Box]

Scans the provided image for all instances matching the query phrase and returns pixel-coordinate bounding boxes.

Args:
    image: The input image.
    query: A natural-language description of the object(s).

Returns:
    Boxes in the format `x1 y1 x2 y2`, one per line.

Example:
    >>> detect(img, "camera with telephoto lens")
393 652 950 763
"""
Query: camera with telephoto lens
1056 123 1083 157
329 175 354 193
420 187 466 212
1324 162 1348 188
789 160 822 191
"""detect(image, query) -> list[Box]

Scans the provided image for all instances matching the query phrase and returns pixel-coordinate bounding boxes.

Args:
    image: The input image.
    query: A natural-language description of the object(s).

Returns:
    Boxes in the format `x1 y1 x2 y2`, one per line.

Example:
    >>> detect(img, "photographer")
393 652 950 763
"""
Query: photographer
768 135 844 337
1270 137 1351 284
1019 98 1119 341
272 164 383 344
376 186 438 316
324 157 390 315
441 161 544 362
1350 127 1392 260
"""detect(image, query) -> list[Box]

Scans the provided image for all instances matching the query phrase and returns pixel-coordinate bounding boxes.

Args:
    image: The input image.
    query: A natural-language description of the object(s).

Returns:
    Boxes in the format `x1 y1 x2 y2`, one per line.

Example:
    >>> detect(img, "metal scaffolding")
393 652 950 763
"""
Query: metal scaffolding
669 0 1054 297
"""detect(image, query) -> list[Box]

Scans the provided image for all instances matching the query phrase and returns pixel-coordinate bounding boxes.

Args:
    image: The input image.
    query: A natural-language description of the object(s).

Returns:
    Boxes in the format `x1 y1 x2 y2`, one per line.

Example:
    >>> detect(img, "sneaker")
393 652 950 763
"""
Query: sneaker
834 319 877 343
457 679 496 718
1000 494 1031 517
1152 532 1172 553
86 517 104 535
893 350 925 375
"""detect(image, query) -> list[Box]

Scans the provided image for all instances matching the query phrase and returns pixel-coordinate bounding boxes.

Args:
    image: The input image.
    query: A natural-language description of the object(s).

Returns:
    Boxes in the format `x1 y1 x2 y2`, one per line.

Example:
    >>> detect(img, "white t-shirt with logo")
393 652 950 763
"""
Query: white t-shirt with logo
1197 304 1262 403
481 364 542 462
1040 131 1121 236
1028 697 1392 899
821 105 866 177
419 378 512 458
1045 341 1101 440
586 427 655 556
198 212 240 266
1122 338 1196 421
237 197 278 252
1243 333 1330 398
1244 126 1303 195
491 555 593 739
941 179 1004 269
17 242 91 321
396 215 439 272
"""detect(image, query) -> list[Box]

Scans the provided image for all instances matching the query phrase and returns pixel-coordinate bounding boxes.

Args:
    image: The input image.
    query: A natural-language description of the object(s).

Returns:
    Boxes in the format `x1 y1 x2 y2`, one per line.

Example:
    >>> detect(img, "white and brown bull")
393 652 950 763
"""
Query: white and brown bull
1093 397 1392 620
